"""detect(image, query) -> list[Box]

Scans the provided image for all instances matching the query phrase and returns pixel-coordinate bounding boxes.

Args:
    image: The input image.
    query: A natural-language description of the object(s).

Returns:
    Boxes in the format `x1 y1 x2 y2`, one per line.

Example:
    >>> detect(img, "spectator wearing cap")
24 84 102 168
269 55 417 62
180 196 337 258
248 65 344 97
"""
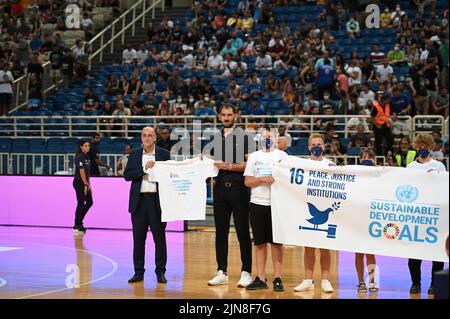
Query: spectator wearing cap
181 46 195 70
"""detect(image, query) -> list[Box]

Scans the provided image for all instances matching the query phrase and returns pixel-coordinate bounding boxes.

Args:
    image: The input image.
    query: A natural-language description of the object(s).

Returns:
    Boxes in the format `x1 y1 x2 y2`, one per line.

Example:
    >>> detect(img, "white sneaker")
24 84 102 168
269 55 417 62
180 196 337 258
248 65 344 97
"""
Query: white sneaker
208 270 229 286
321 279 334 293
294 279 314 292
237 271 252 288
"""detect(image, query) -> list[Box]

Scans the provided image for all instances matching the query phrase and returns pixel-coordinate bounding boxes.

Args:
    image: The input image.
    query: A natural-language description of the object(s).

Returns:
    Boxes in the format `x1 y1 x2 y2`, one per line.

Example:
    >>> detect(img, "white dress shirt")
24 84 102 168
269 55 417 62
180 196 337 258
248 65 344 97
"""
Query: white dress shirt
140 147 157 193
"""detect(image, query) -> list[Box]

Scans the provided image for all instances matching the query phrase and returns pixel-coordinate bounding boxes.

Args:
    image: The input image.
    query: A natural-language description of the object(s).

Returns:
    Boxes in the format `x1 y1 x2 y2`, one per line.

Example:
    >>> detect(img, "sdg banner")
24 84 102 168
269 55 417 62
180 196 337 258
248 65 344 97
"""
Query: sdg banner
271 157 449 262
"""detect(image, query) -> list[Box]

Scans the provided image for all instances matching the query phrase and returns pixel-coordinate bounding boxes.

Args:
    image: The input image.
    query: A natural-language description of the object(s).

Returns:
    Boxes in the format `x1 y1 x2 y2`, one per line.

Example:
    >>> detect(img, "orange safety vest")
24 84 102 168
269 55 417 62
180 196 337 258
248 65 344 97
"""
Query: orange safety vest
373 102 391 128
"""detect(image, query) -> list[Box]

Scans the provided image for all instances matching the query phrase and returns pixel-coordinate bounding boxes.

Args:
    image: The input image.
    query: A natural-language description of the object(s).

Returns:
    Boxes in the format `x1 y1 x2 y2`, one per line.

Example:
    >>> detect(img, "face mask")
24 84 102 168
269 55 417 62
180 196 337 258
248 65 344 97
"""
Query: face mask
189 98 194 103
418 148 430 159
205 97 210 102
324 95 330 100
361 159 374 166
310 145 323 157
177 98 182 103
263 138 274 149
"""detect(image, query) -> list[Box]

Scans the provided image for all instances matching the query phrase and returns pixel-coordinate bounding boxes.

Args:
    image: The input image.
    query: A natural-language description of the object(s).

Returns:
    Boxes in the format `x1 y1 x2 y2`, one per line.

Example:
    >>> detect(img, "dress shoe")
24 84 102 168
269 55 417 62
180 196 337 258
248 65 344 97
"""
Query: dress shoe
157 274 167 284
128 274 144 283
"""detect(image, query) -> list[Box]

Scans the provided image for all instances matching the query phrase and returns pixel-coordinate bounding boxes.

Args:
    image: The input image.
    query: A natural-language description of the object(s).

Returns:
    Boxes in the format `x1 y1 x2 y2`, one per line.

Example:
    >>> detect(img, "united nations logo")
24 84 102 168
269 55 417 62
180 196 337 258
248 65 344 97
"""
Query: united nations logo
395 185 419 203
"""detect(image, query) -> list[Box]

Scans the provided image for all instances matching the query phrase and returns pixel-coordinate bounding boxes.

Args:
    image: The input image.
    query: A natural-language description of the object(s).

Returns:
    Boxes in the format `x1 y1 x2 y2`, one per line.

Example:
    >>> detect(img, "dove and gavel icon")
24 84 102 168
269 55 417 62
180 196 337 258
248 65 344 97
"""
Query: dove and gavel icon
299 202 341 239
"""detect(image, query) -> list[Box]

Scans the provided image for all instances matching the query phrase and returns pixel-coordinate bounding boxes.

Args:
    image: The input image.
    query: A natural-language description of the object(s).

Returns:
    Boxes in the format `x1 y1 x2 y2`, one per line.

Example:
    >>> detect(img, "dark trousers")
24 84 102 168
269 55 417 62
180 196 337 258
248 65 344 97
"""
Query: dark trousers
374 125 394 156
213 183 252 273
131 194 167 276
408 258 445 286
73 181 93 226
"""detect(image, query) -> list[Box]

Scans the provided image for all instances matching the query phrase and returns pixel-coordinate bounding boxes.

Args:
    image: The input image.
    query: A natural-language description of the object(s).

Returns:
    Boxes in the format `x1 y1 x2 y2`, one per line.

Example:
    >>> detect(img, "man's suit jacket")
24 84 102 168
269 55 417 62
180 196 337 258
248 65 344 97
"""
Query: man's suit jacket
123 146 171 214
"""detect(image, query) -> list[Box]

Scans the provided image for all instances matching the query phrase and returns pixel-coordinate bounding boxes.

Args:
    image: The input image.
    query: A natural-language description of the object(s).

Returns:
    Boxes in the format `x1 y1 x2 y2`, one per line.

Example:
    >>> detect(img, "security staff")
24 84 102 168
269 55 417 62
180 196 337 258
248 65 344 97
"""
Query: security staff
206 105 253 288
394 137 417 167
124 126 171 284
73 139 93 233
371 94 394 156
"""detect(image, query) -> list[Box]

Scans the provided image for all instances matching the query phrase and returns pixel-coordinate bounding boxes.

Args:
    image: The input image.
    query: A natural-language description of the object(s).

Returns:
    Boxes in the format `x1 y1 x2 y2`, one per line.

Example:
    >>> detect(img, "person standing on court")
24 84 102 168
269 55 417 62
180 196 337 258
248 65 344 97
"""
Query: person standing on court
124 126 171 284
207 105 253 288
73 140 93 233
406 133 446 295
88 132 110 176
244 127 288 291
294 133 336 293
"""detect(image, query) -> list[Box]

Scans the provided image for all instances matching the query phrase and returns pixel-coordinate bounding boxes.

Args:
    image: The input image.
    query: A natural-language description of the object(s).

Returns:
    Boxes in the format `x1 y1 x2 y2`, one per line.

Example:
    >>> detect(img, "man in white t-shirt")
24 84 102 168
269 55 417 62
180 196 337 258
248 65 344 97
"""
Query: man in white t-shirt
207 49 223 71
122 43 137 65
136 44 149 65
0 60 14 116
182 47 195 69
376 58 394 83
147 157 218 222
244 128 288 291
360 83 375 106
346 60 362 87
406 133 446 296
294 133 336 294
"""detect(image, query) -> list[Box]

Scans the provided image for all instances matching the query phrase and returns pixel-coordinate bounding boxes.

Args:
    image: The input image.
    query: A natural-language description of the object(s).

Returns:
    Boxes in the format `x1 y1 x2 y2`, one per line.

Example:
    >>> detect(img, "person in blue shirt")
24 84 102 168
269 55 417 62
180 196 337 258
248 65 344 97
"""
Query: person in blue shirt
230 32 244 50
316 59 336 100
249 76 264 100
195 101 217 116
221 40 238 57
247 98 266 123
155 75 168 94
73 139 93 233
390 87 411 115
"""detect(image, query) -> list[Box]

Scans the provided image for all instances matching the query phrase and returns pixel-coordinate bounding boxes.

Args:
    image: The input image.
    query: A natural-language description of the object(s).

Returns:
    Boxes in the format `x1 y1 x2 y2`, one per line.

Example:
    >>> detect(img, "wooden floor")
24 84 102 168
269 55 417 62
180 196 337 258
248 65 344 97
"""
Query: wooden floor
0 226 444 299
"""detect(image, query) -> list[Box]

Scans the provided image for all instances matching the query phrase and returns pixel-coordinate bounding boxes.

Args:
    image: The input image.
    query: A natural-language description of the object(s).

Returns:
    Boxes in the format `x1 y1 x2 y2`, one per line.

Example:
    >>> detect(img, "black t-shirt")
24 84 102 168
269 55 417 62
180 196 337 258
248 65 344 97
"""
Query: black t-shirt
424 66 438 92
84 93 99 106
49 51 63 69
88 144 100 175
156 138 176 152
61 54 75 75
28 80 42 99
210 128 251 184
27 62 44 79
410 67 428 97
74 152 91 183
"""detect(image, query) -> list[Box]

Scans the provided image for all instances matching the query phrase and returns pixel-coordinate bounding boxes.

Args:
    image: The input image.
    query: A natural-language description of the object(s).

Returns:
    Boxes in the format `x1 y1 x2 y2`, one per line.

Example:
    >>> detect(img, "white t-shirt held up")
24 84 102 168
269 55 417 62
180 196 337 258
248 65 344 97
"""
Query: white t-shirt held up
147 157 218 222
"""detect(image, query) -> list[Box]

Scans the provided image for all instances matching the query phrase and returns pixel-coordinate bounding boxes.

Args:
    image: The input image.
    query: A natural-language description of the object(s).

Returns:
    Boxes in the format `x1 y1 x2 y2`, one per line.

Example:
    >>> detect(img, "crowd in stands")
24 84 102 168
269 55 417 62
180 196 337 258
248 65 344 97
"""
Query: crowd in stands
1 0 449 162
0 0 122 115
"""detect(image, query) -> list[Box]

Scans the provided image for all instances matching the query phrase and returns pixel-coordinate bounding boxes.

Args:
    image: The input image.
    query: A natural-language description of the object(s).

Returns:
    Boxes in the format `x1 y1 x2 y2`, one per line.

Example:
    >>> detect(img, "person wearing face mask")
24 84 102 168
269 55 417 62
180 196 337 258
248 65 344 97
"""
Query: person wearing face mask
354 148 379 294
244 127 288 291
295 133 336 293
406 133 446 295
387 44 406 66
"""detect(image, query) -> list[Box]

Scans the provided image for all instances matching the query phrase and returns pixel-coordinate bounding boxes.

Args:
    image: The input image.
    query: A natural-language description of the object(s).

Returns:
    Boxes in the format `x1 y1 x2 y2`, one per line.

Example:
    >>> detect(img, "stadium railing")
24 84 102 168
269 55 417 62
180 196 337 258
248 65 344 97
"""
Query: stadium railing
0 115 424 138
87 0 165 70
10 0 165 113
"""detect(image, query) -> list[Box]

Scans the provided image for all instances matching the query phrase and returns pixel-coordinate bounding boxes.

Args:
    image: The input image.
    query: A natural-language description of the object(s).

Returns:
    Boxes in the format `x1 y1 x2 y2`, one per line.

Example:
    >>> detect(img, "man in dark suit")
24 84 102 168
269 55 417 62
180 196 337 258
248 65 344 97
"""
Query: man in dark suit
124 126 171 284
